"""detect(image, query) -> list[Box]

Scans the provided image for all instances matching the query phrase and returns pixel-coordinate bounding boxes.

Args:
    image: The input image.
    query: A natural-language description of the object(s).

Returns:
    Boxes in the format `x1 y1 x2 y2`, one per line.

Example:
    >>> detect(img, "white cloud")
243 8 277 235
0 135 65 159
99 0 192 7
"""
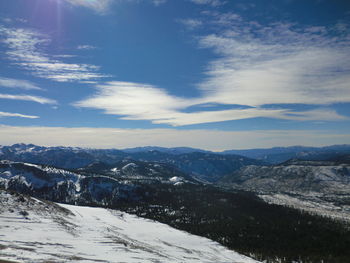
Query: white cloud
195 18 350 107
198 37 350 106
0 125 348 151
74 81 192 121
189 0 225 7
77 45 96 50
152 0 167 6
72 14 350 126
0 93 57 104
0 112 38 119
0 77 43 90
74 81 346 126
178 19 203 30
0 26 107 82
64 0 113 14
64 0 166 13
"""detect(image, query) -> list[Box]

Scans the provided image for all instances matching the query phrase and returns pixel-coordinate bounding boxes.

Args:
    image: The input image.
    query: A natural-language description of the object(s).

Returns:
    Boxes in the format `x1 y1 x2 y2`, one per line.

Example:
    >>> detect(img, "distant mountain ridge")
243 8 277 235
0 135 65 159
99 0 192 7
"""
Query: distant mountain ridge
121 146 210 155
221 145 350 164
0 143 264 182
220 158 350 195
2 143 350 164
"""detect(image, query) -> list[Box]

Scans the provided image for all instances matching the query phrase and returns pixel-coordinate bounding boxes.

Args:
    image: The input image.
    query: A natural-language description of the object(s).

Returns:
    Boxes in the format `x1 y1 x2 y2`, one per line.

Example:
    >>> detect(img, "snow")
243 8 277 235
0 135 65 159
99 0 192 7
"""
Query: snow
23 162 42 169
122 163 138 171
260 193 350 222
111 167 120 173
0 190 259 263
170 176 182 183
0 161 83 191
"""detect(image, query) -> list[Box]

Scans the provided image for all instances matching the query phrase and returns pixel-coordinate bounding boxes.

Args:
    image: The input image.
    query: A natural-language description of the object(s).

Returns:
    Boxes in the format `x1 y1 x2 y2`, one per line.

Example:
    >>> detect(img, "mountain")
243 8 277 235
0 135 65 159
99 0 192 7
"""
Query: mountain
124 151 265 182
0 144 265 182
78 159 197 184
220 158 350 195
2 160 350 263
0 143 127 169
219 158 350 222
221 145 350 164
0 189 258 263
122 146 210 155
0 160 191 206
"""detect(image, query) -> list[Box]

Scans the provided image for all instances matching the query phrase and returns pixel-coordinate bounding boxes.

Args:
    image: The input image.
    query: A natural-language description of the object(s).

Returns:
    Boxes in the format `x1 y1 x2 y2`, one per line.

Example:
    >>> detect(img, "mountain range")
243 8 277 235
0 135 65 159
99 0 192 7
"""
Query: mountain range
1 143 350 263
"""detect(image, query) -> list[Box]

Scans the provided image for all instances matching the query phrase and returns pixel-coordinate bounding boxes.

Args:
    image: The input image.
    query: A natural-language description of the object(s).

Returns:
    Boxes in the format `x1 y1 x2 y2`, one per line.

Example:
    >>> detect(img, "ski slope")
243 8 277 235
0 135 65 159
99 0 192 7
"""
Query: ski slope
0 190 259 263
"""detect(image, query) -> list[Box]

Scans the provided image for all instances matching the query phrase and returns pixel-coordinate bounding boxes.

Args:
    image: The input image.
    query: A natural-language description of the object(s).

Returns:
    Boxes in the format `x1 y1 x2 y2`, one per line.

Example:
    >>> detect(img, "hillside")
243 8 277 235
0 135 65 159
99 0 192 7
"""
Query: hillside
0 144 265 182
221 145 350 164
0 189 258 263
1 160 350 262
219 159 350 221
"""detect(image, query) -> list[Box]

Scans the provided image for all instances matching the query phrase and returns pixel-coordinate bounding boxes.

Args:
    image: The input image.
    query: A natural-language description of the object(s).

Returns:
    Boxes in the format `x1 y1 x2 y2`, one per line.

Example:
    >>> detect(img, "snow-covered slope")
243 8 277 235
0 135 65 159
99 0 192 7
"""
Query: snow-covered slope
221 161 350 194
219 160 350 221
0 160 190 206
0 190 258 263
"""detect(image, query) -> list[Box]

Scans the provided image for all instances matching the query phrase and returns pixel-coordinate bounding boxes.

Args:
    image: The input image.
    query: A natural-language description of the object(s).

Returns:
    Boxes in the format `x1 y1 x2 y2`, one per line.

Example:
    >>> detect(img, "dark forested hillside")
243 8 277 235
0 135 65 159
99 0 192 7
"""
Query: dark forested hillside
115 183 350 263
1 160 350 262
0 144 265 182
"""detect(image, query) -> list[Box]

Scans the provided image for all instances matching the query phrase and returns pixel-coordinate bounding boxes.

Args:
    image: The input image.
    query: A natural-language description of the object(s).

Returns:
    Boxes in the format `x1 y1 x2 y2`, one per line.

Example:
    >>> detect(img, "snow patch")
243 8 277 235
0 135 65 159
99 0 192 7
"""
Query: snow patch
0 190 259 263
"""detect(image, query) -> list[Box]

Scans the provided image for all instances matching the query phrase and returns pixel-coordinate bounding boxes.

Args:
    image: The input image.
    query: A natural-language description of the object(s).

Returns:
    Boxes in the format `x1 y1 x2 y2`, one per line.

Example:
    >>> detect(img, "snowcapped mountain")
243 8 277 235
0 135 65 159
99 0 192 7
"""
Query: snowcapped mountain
221 145 350 164
220 159 350 195
0 189 259 263
1 159 350 262
121 146 211 155
219 159 350 221
78 159 196 184
0 143 127 168
0 143 265 182
123 151 265 182
0 160 190 206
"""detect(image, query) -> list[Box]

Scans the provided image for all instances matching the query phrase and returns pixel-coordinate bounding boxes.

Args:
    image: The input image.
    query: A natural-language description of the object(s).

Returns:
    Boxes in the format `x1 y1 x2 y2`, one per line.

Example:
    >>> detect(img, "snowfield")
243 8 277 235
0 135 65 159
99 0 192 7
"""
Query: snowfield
0 190 259 263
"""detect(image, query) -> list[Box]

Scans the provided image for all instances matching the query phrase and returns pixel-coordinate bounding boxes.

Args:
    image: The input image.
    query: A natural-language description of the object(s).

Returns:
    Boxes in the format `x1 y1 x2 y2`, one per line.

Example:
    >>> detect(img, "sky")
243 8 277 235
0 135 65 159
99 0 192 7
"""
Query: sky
0 0 349 150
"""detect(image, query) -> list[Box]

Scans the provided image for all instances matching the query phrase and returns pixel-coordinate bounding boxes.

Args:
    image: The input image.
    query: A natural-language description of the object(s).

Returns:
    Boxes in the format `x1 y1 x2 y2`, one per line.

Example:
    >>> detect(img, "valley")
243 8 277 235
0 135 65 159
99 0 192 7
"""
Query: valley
1 144 350 263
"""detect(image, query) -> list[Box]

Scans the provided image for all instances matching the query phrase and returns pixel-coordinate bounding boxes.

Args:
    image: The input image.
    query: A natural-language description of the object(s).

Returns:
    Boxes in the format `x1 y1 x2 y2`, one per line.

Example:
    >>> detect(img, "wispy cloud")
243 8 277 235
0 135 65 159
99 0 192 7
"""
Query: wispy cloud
0 125 349 150
74 14 350 126
189 0 225 7
0 77 43 90
0 26 107 82
73 81 192 123
64 0 166 14
177 19 203 30
77 45 96 50
74 81 346 126
0 93 57 104
152 0 167 6
64 0 113 14
0 112 38 119
196 20 350 107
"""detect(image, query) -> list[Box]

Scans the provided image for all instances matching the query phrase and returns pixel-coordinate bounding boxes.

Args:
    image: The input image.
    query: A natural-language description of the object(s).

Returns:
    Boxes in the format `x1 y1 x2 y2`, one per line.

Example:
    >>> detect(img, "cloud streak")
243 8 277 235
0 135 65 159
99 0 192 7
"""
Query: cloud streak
197 24 350 106
64 0 113 14
0 112 38 119
77 45 96 50
0 93 57 104
189 0 224 7
73 13 350 126
74 81 346 126
0 26 107 82
0 77 43 90
0 125 348 150
64 0 167 14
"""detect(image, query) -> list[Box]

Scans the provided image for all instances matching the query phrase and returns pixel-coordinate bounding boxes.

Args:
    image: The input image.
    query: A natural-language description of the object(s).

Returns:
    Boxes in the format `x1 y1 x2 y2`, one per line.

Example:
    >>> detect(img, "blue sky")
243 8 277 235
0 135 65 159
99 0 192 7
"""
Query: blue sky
0 0 349 150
